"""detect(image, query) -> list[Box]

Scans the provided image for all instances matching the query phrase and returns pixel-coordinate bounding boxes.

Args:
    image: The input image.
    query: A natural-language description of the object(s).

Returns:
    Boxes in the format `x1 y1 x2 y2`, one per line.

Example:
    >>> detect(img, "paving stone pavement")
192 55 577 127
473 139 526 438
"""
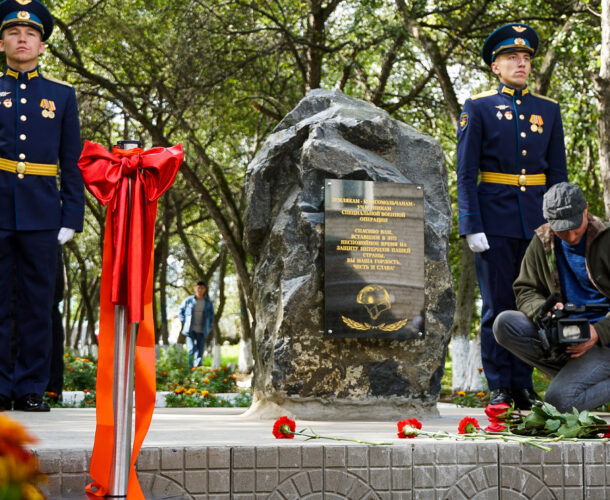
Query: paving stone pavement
8 405 610 499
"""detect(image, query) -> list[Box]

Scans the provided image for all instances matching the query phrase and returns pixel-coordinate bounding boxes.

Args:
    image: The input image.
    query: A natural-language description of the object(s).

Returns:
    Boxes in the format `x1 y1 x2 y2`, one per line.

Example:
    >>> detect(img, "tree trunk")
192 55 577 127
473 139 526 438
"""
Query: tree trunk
211 248 227 369
535 18 574 95
597 0 610 220
305 0 325 91
237 285 254 374
157 200 170 345
63 252 73 348
449 239 481 392
464 334 486 391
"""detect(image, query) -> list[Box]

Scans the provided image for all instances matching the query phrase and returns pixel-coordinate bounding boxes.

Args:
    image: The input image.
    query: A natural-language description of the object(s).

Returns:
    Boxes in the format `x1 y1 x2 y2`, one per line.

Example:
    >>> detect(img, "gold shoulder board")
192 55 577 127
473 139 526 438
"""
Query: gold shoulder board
43 74 73 87
531 92 557 104
470 89 497 101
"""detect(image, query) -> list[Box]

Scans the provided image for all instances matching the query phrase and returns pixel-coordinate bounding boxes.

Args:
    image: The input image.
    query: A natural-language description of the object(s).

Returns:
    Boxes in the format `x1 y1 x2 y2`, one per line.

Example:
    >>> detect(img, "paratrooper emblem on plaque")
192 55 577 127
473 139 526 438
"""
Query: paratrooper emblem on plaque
341 284 409 332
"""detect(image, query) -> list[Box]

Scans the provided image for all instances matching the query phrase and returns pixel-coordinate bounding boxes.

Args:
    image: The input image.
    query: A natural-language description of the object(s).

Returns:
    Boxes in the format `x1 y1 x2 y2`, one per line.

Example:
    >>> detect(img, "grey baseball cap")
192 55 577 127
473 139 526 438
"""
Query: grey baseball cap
542 182 587 231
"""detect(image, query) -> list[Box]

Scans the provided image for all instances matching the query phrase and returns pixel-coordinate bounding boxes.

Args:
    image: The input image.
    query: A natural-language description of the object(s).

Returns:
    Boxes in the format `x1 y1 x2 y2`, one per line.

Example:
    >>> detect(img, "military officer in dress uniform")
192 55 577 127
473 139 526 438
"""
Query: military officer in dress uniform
457 23 568 409
0 0 84 412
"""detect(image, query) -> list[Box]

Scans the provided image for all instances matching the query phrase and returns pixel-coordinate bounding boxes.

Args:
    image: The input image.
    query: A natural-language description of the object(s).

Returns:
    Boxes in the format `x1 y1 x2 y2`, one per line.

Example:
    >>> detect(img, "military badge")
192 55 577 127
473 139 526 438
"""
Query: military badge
40 99 56 119
512 25 527 33
514 38 526 46
496 111 503 120
529 114 543 133
16 0 33 4
17 11 30 19
3 98 12 108
495 105 509 110
504 111 513 120
0 92 11 97
459 112 468 131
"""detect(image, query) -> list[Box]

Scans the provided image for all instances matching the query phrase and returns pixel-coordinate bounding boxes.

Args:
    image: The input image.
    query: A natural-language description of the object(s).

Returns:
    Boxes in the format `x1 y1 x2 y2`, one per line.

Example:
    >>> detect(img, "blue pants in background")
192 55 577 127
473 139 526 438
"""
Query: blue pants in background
186 331 208 368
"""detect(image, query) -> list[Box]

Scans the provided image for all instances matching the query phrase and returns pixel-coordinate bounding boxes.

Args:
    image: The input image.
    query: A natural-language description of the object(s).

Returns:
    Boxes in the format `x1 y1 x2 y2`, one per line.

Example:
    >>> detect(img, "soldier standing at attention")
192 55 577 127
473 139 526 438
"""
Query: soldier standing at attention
457 24 567 409
0 0 84 412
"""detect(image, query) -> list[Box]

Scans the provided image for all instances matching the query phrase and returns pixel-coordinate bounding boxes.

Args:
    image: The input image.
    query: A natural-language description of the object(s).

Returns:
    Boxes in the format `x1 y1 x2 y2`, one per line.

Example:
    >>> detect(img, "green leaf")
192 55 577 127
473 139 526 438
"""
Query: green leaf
589 414 607 425
545 419 562 432
556 423 584 438
523 411 547 428
565 414 579 427
578 410 595 426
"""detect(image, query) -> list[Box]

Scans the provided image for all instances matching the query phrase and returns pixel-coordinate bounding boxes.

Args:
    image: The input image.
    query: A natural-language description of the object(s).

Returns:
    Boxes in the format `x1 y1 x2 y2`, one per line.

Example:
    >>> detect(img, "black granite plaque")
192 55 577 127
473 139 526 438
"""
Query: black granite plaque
324 179 425 339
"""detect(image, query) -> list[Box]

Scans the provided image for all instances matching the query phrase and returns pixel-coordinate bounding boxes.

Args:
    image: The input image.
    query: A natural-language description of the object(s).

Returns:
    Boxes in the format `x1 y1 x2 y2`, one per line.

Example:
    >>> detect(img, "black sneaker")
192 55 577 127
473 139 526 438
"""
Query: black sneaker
14 394 50 412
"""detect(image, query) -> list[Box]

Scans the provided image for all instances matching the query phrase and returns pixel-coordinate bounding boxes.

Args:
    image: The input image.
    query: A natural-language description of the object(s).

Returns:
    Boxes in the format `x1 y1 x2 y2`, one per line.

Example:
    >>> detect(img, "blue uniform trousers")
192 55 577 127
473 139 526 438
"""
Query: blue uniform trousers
475 235 533 390
0 229 58 398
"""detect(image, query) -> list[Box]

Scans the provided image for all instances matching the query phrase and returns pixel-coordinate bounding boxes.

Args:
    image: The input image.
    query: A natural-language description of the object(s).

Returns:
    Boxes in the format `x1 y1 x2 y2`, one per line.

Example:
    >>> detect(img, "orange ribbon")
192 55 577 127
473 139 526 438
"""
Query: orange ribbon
78 141 183 498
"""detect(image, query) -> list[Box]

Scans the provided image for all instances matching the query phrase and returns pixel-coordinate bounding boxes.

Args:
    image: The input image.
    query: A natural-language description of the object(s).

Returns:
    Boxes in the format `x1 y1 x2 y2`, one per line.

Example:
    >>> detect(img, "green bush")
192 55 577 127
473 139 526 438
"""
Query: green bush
162 365 238 393
63 352 97 392
165 389 252 408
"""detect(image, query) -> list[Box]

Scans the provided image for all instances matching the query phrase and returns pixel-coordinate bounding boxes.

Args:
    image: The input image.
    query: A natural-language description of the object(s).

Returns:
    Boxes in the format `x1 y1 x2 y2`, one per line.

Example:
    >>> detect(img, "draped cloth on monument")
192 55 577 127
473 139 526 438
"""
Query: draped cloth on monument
78 141 183 498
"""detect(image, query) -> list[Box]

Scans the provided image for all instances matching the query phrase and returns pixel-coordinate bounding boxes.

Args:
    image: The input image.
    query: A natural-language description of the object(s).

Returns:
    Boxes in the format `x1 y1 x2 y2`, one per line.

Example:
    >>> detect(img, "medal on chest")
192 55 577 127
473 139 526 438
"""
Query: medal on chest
529 114 544 134
40 98 56 119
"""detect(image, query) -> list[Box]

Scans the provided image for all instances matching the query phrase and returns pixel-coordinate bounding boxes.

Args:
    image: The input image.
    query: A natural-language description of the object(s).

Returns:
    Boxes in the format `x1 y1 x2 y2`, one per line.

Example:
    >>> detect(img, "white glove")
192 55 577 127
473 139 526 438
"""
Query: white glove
466 232 490 253
57 227 75 245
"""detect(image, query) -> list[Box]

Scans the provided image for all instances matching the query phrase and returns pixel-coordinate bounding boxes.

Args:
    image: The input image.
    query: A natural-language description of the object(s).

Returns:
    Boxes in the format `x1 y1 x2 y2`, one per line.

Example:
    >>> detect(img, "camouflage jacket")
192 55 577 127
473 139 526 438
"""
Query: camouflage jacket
513 214 610 345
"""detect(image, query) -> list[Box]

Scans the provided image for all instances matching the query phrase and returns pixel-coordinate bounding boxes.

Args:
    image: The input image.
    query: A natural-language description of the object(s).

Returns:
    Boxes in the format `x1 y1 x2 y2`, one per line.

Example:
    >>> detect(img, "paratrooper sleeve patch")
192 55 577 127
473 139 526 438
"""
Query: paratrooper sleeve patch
459 112 469 131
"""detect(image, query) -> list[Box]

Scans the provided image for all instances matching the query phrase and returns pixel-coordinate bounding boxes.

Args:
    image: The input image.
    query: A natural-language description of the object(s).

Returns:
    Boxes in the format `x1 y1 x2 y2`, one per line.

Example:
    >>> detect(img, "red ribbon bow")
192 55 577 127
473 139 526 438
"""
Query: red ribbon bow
78 140 182 498
79 140 183 323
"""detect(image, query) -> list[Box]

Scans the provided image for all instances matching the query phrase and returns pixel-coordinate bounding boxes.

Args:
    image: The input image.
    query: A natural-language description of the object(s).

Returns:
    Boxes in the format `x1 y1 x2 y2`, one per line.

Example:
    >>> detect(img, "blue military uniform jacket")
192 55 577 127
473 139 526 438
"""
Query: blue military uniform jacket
0 66 84 231
457 83 567 239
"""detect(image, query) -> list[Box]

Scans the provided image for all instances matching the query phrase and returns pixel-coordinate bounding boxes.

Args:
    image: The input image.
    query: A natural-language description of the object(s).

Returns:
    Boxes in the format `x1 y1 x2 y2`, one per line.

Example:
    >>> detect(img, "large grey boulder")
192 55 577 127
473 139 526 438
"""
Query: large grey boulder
243 89 454 420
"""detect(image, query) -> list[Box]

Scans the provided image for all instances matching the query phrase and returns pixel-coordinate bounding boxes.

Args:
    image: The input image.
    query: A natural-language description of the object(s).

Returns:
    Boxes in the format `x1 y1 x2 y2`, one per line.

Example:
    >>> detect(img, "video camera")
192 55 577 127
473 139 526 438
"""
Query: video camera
534 293 610 364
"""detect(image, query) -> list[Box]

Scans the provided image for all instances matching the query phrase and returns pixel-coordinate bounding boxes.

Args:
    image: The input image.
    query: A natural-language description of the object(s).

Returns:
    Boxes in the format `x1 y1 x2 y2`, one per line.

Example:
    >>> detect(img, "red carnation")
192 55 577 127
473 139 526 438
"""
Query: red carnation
484 422 507 433
272 416 296 439
603 426 610 439
458 416 480 434
485 402 510 421
397 418 422 439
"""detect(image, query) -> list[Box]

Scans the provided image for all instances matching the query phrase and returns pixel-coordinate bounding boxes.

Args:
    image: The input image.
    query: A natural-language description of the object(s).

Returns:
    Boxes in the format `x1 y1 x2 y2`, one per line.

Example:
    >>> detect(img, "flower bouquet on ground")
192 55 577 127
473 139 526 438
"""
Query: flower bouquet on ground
484 401 610 439
0 414 45 500
396 402 609 451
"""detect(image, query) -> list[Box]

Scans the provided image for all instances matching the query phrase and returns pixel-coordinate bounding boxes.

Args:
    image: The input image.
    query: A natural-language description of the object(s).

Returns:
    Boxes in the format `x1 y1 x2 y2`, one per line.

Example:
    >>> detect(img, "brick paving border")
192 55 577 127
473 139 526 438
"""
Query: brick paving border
36 441 610 499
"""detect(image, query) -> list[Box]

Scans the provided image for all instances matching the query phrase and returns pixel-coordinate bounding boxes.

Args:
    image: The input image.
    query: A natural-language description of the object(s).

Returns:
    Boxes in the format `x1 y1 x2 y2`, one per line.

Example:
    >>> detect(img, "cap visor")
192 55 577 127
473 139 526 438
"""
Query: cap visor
548 214 583 232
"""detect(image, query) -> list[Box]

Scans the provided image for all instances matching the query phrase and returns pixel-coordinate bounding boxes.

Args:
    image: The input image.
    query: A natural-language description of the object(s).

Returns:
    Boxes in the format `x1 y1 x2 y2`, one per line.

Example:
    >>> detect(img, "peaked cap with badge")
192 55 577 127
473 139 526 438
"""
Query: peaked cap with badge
0 0 54 41
455 22 567 402
0 0 84 407
482 23 538 66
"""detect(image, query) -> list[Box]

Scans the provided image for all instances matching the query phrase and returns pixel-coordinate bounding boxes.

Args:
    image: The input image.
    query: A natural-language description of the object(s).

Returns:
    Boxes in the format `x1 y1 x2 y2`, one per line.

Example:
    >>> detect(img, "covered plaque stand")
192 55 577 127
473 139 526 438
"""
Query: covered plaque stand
78 140 183 498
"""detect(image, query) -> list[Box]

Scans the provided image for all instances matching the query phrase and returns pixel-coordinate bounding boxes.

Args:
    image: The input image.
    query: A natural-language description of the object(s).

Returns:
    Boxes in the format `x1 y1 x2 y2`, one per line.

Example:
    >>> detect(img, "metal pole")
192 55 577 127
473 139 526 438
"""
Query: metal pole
107 140 142 497
108 308 138 496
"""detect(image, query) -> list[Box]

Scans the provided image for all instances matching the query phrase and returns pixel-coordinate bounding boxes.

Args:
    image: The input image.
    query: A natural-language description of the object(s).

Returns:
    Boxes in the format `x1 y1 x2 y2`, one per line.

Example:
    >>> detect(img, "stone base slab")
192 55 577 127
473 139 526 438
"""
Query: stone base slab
244 396 440 421
38 440 610 499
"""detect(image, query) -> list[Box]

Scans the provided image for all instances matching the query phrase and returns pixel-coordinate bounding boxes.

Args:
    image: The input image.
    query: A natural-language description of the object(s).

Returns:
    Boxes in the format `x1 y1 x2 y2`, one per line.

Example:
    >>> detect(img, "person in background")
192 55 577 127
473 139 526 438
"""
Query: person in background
179 281 214 369
456 23 567 409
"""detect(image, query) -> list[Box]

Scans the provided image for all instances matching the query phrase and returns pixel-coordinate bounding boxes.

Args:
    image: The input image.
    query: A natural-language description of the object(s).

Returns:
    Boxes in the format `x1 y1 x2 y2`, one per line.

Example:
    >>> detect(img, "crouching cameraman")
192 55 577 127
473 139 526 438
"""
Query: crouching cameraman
494 182 610 412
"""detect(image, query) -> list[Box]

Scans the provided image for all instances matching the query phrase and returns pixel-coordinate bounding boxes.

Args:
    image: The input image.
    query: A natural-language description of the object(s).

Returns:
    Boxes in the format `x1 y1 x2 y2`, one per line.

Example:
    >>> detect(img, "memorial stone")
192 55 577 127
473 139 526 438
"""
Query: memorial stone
244 89 454 420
